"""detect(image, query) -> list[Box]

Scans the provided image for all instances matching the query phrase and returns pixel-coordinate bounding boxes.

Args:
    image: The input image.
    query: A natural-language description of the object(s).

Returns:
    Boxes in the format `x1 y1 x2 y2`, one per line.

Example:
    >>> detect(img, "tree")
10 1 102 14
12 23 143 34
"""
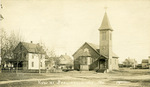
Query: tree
0 28 8 66
47 48 57 67
0 29 24 71
36 44 42 74
38 41 57 68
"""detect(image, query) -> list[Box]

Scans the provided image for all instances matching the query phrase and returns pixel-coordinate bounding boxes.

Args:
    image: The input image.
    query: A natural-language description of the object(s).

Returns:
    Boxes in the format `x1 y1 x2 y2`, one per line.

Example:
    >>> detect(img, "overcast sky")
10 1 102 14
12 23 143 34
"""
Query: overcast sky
1 0 150 63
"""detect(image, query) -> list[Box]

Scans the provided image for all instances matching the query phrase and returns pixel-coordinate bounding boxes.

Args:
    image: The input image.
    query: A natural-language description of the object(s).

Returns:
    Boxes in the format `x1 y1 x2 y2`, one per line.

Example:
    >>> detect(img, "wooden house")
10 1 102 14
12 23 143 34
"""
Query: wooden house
13 41 46 71
58 54 73 69
142 59 149 69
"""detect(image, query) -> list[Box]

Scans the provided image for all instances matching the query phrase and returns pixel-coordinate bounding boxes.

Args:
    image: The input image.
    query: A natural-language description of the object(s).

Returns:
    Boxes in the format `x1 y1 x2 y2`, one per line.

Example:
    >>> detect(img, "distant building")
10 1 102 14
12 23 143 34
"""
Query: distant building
136 64 142 69
58 54 73 69
118 64 123 68
73 12 119 72
142 59 149 69
123 58 137 68
12 41 46 71
45 55 55 69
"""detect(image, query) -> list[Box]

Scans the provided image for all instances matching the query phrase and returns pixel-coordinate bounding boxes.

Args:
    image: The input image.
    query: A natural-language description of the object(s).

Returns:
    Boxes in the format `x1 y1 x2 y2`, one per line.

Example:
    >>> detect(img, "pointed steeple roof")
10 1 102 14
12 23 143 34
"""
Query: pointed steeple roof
99 12 113 31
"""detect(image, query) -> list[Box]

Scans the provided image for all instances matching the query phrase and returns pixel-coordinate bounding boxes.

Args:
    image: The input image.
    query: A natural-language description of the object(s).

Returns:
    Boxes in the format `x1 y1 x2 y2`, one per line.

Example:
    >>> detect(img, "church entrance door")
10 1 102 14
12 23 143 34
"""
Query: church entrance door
99 59 106 69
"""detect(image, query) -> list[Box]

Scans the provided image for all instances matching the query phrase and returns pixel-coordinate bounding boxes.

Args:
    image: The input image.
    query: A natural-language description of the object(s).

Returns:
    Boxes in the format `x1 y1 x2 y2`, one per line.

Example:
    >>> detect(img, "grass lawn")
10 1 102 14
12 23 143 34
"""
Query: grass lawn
0 68 150 87
0 73 49 81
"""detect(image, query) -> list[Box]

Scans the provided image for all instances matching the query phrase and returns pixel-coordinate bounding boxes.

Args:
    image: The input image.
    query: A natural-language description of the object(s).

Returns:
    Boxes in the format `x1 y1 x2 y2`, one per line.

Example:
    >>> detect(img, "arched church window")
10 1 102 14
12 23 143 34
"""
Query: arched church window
102 31 106 40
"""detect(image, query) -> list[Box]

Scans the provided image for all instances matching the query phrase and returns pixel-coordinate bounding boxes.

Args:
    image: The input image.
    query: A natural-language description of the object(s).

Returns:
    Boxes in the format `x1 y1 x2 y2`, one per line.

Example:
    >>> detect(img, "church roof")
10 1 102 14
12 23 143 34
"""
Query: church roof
73 42 119 58
99 12 113 31
86 42 118 58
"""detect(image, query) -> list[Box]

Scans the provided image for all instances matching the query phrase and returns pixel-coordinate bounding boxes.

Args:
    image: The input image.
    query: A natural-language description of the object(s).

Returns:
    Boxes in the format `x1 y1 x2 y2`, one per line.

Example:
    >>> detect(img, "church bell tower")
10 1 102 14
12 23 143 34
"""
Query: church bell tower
99 12 113 70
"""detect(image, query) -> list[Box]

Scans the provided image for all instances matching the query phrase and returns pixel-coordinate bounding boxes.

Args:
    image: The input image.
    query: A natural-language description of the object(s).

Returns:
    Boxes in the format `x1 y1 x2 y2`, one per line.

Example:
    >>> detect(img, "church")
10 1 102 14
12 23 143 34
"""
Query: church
73 12 119 72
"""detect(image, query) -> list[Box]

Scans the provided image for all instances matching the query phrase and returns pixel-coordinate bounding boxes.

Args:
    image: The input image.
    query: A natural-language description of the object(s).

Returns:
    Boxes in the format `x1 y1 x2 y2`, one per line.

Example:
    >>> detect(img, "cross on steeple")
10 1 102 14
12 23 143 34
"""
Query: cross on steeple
104 6 108 12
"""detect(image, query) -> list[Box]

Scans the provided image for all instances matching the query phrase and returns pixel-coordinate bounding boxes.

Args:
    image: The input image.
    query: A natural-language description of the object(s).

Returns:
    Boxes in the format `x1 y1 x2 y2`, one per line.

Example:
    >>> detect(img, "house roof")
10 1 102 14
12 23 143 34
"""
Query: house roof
142 59 149 63
16 42 45 54
123 58 137 63
99 12 113 31
73 42 119 58
59 54 73 65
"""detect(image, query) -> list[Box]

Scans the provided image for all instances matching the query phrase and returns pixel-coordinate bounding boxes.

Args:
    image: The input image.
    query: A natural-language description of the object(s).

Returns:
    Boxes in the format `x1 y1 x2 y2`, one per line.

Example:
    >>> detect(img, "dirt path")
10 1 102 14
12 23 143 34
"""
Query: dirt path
0 71 150 87
0 75 84 85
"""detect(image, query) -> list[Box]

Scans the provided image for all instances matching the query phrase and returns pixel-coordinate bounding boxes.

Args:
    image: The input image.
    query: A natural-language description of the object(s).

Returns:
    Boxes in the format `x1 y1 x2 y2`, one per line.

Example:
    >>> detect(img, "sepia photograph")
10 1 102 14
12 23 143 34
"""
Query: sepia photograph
0 0 150 87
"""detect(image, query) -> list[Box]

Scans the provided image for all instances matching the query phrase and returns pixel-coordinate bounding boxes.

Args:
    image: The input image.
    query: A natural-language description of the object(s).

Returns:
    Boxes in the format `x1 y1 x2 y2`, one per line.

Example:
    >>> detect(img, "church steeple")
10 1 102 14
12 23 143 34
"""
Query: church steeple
99 11 114 71
99 12 113 31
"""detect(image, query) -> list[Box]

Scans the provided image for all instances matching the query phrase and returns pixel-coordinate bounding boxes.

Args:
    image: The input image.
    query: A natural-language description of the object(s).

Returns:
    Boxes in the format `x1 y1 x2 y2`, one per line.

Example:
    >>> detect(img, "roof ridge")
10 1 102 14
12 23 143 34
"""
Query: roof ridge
20 41 45 54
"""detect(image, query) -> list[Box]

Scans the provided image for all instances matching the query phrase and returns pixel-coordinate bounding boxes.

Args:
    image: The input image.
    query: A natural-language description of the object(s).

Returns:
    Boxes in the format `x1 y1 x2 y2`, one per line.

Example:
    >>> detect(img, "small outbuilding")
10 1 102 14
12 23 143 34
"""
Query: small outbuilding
142 59 149 69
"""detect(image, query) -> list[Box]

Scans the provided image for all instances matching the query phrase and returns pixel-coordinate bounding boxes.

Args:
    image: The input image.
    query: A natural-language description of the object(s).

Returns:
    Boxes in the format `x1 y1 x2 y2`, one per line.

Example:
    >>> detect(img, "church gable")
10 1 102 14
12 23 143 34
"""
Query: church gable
73 42 100 60
73 42 101 70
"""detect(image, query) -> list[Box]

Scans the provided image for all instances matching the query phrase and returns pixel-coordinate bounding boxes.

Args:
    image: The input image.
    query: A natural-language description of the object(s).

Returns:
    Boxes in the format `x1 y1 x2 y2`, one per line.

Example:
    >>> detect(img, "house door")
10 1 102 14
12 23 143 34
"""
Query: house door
99 59 106 69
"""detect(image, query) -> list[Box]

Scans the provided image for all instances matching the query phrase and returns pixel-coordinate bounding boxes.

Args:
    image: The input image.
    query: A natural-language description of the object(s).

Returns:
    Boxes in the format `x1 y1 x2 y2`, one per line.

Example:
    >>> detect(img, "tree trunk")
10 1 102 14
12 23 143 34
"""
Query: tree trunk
16 61 18 73
39 54 41 74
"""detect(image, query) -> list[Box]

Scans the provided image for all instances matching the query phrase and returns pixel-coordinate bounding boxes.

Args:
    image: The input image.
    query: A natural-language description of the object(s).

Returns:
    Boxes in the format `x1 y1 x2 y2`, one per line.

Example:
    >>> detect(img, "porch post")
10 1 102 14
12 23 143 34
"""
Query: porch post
105 59 108 69
98 59 100 69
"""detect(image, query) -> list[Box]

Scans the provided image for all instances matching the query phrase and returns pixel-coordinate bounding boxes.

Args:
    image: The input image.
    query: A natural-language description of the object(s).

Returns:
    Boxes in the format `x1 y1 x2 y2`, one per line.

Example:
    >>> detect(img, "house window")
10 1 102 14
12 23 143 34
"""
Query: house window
41 55 43 59
39 54 42 59
32 54 34 59
110 59 111 65
87 57 90 65
32 62 34 67
40 62 42 67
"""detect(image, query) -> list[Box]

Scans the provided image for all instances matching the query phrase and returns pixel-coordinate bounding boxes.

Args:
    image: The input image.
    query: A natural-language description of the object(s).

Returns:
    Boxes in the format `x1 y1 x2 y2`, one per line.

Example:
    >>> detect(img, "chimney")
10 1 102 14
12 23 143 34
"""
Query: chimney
31 41 33 43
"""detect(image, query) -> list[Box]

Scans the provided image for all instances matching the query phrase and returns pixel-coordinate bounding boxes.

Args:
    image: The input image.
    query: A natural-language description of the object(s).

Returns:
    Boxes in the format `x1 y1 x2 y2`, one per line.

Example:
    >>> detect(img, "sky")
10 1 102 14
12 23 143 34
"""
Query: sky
1 0 150 63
